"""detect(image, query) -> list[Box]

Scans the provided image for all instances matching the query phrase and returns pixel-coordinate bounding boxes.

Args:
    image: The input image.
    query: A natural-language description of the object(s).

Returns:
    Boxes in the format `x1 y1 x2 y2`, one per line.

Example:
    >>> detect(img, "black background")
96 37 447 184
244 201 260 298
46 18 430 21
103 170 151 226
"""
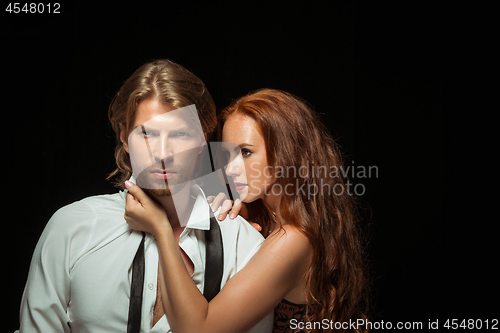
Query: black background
3 2 493 332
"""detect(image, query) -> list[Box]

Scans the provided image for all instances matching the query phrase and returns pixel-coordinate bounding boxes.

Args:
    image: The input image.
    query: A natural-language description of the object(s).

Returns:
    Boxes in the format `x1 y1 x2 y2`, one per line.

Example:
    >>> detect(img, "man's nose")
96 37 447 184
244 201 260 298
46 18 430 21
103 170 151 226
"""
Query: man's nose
152 136 173 161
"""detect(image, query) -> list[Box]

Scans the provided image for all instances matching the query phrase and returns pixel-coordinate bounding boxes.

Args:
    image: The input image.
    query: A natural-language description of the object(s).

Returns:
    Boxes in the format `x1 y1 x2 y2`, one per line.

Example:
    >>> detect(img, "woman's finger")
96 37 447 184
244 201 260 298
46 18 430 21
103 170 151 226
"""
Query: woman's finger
125 190 141 216
125 180 149 206
229 199 243 219
249 222 262 232
238 200 249 220
217 199 234 220
229 198 249 220
210 192 229 213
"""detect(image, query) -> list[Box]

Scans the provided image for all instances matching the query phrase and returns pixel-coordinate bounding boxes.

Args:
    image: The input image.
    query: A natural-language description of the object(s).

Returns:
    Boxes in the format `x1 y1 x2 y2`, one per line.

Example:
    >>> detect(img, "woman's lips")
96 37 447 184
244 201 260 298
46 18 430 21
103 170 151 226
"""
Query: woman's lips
234 182 248 191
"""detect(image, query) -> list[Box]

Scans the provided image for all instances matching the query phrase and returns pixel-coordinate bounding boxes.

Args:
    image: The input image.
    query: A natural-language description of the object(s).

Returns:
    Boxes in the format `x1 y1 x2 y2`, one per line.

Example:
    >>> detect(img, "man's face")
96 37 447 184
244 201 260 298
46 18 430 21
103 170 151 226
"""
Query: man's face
122 99 205 196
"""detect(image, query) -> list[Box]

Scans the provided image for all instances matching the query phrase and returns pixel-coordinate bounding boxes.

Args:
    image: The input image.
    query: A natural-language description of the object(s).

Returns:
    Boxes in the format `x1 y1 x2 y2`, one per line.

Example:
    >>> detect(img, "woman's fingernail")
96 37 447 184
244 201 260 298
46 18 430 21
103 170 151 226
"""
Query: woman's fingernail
125 180 133 188
218 214 223 221
230 213 235 219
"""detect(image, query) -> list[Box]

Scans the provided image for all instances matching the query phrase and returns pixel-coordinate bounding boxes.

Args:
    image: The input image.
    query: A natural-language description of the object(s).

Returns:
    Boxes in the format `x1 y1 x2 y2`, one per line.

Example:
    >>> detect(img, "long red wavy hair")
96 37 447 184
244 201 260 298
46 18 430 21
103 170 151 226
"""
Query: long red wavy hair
218 89 368 332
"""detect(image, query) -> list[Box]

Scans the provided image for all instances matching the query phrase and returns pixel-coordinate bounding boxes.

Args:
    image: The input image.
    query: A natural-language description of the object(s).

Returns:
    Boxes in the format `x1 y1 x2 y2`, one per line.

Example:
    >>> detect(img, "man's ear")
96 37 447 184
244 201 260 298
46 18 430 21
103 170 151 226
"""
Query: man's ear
119 123 130 153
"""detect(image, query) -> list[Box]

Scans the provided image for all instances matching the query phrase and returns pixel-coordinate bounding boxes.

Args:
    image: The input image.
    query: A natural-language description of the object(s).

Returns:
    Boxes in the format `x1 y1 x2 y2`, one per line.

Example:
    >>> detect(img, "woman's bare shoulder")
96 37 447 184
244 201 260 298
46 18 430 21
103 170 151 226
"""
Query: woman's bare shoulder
260 224 311 260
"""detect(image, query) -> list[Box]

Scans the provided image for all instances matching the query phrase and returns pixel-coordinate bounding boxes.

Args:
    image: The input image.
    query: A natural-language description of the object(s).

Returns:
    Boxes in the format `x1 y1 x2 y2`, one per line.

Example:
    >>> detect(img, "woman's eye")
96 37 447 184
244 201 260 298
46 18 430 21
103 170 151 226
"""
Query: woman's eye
241 149 252 157
176 132 189 137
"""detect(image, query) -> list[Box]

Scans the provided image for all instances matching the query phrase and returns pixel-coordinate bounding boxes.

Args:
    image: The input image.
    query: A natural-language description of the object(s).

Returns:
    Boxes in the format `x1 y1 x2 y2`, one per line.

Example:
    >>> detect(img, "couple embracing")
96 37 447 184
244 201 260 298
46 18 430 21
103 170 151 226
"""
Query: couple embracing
19 59 367 333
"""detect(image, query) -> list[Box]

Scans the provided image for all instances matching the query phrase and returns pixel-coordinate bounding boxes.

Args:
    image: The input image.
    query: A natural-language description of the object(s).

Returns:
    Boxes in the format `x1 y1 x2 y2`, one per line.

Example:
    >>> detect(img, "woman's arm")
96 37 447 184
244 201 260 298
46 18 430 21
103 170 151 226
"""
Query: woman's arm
124 181 311 333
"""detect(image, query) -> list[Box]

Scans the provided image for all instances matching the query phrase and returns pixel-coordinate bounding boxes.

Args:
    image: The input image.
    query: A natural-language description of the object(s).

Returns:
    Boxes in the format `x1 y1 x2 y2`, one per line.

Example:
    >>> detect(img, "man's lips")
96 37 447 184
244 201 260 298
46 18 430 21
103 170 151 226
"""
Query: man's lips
151 169 176 180
234 182 248 191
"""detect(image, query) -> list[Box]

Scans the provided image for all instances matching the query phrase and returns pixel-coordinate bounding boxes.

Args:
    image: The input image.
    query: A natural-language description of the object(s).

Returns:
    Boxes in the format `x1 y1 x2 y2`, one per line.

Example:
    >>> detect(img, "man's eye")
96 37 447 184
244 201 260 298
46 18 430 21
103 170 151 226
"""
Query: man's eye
140 125 153 137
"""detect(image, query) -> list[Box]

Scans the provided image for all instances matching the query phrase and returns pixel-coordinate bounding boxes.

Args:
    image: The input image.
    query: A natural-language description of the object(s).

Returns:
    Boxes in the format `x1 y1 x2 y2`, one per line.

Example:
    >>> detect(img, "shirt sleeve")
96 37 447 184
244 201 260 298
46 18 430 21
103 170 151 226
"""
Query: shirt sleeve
233 216 266 270
217 212 273 333
233 217 274 333
19 201 95 333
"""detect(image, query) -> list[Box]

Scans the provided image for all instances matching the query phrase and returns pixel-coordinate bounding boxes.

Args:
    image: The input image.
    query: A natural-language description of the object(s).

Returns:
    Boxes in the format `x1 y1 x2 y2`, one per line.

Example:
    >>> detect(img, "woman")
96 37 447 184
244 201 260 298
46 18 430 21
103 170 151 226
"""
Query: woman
124 89 368 332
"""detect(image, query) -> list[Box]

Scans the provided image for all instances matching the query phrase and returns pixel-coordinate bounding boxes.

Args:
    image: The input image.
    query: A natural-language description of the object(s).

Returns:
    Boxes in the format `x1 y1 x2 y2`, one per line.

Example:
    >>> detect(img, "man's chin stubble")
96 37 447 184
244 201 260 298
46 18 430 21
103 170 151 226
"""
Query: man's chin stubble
142 188 172 197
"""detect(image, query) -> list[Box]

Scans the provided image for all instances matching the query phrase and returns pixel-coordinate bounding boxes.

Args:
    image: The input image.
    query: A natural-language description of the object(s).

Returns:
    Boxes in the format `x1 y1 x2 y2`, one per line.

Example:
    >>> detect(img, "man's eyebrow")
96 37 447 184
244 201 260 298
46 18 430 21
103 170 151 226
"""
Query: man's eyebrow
137 124 197 132
171 126 196 132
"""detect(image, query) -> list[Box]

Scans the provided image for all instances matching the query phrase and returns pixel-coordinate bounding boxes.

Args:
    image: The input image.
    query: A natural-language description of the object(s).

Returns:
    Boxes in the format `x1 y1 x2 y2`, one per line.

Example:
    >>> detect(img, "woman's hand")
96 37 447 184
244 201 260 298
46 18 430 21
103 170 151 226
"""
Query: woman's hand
124 180 171 237
207 193 262 232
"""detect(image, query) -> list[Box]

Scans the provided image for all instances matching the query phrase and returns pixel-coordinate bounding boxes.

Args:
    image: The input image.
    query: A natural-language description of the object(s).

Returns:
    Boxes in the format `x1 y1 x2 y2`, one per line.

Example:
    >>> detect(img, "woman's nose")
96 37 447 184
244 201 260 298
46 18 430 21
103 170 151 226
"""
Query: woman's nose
225 155 242 177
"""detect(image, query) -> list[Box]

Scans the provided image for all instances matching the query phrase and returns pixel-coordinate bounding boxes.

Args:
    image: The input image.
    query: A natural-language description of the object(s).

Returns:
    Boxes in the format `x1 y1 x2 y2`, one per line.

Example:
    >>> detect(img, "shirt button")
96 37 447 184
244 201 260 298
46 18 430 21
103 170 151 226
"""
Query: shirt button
148 283 154 290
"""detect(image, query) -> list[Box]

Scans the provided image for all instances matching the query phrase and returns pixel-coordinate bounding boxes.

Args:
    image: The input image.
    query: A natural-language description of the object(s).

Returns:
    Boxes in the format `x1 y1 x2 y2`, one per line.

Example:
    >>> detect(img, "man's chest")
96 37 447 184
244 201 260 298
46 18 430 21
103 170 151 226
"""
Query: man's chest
67 232 201 330
153 246 194 325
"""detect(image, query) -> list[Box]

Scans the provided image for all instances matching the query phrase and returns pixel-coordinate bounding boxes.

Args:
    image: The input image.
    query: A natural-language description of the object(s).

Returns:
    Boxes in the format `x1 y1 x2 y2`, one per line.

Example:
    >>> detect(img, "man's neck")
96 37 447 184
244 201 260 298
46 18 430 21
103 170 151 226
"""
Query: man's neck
152 182 195 236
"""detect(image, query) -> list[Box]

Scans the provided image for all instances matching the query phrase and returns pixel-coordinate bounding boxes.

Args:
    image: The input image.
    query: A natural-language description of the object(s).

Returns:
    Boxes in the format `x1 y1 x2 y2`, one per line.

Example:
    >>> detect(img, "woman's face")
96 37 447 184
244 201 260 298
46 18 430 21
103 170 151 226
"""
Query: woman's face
222 112 273 203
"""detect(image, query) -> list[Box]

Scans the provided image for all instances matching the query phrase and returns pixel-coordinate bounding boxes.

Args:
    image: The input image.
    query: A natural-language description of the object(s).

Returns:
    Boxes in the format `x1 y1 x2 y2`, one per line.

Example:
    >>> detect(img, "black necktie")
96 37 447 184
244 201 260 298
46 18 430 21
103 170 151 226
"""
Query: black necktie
127 232 145 333
126 215 223 331
203 216 224 302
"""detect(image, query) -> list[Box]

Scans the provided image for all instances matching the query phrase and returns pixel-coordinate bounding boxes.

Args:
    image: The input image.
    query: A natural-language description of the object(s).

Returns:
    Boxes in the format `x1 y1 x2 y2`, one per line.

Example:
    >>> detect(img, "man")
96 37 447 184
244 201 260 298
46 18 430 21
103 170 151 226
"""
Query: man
19 59 273 332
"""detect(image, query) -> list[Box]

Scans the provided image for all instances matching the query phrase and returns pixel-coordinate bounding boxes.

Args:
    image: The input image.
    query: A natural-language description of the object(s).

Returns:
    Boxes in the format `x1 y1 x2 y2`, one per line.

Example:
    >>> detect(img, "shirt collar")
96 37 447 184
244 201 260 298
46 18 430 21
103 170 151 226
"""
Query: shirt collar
184 183 212 230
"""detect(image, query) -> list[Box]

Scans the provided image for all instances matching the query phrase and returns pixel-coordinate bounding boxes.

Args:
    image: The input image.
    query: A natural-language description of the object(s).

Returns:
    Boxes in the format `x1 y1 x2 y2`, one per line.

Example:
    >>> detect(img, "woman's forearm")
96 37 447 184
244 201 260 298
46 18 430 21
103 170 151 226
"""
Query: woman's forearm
154 229 210 332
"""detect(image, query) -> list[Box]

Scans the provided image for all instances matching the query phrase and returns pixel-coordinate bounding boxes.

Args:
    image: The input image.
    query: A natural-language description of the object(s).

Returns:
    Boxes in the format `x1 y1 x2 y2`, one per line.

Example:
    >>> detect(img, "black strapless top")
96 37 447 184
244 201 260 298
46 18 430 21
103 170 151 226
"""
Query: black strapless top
273 298 309 333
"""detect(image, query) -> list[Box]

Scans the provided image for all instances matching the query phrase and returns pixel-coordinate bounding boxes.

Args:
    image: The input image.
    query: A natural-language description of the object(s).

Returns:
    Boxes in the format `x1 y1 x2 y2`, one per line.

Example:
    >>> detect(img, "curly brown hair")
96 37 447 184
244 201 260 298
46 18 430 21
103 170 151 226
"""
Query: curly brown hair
107 59 217 188
218 89 369 332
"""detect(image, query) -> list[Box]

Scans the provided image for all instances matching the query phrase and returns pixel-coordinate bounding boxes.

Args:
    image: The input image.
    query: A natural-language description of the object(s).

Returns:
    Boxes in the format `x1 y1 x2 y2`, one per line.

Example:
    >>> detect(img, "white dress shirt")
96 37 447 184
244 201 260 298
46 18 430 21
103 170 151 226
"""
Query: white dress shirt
19 183 273 332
